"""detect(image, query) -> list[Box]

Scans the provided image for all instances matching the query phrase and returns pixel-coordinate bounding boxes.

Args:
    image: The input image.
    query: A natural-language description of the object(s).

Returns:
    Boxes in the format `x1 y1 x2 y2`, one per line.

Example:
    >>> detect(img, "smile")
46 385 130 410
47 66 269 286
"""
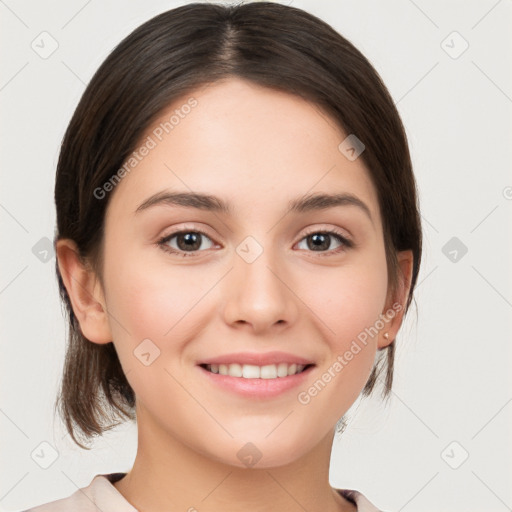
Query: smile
202 363 310 379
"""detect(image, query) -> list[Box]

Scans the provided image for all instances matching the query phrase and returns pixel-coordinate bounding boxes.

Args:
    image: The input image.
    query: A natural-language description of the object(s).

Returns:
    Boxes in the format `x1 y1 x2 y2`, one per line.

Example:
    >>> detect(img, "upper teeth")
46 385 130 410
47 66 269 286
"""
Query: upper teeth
206 363 306 379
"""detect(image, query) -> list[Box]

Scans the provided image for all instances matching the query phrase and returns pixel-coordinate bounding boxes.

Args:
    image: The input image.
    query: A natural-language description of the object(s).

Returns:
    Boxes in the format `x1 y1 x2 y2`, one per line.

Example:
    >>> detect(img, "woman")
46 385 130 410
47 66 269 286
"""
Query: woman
25 2 422 511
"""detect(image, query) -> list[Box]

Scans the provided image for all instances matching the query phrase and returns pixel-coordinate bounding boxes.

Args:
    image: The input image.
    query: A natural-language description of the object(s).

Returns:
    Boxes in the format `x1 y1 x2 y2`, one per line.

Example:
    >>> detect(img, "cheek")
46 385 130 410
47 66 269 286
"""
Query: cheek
102 254 208 406
103 247 208 360
308 259 389 344
301 257 388 395
292 271 388 427
106 238 212 323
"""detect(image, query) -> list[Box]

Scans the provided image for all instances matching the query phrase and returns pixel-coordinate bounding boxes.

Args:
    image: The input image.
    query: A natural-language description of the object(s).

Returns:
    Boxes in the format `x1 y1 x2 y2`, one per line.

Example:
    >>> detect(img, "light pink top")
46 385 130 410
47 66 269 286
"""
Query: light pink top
23 473 385 511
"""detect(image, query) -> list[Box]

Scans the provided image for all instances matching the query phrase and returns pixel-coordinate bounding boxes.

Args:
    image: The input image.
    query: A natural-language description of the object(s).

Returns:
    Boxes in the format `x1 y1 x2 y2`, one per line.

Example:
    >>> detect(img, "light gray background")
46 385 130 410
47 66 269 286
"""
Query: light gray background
1 1 511 511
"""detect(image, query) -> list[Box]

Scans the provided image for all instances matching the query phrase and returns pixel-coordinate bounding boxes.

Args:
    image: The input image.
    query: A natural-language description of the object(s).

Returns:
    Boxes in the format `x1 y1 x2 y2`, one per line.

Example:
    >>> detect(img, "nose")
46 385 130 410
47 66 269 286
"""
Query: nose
222 245 300 335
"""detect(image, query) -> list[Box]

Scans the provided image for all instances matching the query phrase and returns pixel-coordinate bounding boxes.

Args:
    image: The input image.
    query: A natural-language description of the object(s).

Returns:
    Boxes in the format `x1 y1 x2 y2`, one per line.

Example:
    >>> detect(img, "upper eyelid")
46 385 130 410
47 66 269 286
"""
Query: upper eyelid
300 225 351 239
160 224 216 242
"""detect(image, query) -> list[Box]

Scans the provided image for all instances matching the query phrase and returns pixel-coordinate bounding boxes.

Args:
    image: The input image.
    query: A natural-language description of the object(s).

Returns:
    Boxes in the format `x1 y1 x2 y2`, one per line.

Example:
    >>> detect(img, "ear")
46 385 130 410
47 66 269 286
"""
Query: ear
56 239 113 345
378 249 414 350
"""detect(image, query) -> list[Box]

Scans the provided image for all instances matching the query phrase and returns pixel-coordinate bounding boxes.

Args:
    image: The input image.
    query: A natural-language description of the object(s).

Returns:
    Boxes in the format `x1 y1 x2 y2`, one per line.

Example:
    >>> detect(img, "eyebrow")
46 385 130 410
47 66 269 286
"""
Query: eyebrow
135 190 373 223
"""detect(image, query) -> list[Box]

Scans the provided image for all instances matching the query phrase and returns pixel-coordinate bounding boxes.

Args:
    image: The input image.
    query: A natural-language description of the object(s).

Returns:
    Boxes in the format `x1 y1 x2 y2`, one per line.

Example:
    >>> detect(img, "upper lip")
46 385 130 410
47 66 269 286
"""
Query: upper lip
198 351 315 366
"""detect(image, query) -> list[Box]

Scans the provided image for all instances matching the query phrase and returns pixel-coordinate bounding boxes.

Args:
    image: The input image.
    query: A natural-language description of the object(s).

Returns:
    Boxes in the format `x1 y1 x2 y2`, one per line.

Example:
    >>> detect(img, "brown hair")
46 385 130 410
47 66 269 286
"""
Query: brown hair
53 2 422 449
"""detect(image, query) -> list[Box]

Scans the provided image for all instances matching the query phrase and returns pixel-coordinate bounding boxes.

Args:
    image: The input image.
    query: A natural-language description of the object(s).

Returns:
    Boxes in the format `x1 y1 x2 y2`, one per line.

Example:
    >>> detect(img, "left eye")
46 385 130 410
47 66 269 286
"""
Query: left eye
296 231 351 253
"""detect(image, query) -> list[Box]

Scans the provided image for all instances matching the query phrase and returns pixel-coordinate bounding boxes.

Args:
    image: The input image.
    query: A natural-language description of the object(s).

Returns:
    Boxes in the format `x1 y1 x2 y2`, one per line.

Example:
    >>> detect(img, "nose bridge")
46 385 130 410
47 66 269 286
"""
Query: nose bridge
223 234 297 331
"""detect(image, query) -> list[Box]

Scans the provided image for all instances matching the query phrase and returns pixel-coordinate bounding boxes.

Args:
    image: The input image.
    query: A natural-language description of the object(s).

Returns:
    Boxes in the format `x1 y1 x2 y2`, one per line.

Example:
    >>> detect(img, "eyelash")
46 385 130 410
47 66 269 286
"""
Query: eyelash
156 227 354 258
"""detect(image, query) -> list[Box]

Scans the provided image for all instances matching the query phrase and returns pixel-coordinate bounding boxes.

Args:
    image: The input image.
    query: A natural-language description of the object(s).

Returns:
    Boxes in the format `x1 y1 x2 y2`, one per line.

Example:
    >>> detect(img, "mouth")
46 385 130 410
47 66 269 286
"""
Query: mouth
199 362 314 379
197 355 316 398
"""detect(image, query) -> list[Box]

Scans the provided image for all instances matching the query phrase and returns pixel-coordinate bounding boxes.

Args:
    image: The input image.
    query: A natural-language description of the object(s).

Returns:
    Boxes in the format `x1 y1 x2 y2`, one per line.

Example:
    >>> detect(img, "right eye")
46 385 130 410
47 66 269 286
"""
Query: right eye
157 229 217 257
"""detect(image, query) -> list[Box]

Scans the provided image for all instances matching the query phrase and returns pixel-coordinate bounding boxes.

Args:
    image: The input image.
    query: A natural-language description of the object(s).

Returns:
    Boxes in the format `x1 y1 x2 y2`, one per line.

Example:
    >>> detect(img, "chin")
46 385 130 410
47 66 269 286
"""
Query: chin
205 433 311 470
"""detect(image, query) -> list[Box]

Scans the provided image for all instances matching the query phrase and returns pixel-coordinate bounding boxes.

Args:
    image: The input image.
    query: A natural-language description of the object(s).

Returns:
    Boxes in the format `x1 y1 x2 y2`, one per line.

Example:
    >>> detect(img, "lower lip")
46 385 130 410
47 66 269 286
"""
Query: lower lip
198 365 314 398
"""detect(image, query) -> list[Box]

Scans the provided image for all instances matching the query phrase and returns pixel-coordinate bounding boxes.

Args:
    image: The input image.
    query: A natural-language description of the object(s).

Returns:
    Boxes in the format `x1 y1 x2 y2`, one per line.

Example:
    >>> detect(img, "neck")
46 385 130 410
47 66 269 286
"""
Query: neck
113 405 355 512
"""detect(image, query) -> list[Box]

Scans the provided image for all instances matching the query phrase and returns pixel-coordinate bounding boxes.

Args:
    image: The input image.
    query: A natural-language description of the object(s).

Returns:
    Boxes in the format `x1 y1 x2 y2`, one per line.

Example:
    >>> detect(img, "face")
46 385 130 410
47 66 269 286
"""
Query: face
89 77 401 468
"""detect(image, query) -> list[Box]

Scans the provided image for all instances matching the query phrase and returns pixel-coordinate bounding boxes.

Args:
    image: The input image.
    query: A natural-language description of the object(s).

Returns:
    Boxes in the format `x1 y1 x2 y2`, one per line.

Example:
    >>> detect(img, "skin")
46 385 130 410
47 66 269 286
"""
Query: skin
57 77 413 512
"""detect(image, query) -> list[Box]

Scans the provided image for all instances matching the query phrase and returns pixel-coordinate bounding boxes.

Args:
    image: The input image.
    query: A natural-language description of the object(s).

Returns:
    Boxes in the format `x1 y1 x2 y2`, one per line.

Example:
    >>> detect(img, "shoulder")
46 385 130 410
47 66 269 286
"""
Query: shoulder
22 477 385 512
22 473 135 512
336 488 388 512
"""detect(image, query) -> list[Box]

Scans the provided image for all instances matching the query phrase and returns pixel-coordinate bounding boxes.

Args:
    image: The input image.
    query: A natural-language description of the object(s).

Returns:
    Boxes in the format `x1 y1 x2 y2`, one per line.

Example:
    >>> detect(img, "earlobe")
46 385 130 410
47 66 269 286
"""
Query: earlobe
56 239 113 345
378 249 414 349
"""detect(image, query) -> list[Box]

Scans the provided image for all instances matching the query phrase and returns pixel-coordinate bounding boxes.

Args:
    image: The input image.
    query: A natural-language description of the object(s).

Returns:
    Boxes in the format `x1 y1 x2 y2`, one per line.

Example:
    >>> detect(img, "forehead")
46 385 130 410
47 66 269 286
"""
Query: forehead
106 77 380 224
